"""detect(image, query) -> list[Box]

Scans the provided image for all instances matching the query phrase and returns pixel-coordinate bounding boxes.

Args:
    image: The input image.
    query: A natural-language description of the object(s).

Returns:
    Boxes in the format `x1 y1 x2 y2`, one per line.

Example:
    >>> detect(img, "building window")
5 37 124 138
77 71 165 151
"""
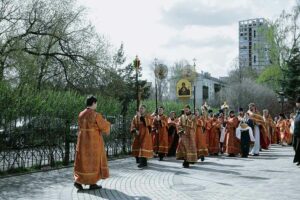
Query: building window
214 84 221 93
253 55 257 63
254 30 256 38
203 86 209 100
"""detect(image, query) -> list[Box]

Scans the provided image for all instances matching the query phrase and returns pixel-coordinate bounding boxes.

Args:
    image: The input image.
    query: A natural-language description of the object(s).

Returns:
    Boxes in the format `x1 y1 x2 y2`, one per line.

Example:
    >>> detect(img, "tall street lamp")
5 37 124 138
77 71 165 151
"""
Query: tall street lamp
193 58 196 113
133 55 141 111
154 58 158 113
277 91 288 113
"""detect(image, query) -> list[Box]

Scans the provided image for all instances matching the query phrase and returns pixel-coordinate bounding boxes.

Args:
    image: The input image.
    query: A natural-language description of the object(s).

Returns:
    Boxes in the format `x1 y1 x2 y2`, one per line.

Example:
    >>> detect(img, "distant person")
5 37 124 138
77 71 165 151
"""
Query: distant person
208 113 222 156
152 106 169 161
235 121 255 158
224 110 240 157
178 82 190 96
74 96 111 190
277 113 288 146
130 105 153 168
176 105 197 168
293 96 300 166
167 111 179 156
290 113 296 149
195 108 209 161
247 103 262 156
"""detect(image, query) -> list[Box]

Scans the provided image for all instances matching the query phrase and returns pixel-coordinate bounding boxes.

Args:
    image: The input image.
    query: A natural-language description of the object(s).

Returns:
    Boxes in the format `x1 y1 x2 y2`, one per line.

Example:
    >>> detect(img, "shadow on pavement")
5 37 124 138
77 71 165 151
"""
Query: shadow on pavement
199 161 244 168
217 156 254 161
261 169 286 173
247 156 277 160
190 165 241 175
258 154 293 158
143 163 190 175
239 175 269 180
0 169 72 199
79 188 152 200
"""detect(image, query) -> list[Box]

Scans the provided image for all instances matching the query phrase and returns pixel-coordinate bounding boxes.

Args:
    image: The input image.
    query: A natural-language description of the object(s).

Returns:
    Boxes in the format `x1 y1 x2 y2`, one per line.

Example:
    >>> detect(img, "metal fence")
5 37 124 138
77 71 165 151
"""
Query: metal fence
0 115 132 175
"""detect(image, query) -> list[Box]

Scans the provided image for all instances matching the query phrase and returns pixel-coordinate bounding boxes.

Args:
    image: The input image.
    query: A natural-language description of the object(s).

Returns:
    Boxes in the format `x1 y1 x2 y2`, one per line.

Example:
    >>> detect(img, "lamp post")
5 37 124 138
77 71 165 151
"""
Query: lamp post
154 60 168 108
277 91 288 113
133 55 141 111
154 58 158 113
193 58 196 113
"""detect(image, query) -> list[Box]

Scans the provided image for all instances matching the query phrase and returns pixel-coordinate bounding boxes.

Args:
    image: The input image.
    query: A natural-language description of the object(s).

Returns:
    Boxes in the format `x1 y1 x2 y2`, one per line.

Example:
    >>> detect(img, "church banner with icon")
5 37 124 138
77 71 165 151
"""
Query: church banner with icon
176 79 191 98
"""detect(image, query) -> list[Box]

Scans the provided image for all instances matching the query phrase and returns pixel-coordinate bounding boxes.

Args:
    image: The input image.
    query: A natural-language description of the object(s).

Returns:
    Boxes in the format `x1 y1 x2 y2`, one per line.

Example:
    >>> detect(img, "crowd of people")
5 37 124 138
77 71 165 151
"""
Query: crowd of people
72 95 300 190
130 100 299 169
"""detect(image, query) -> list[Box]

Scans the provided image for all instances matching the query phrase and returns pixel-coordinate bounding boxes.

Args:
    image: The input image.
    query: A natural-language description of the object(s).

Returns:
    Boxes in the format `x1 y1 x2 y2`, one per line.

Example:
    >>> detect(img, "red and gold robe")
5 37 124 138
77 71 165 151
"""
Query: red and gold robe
264 115 276 144
285 120 293 144
276 119 288 145
195 116 209 158
74 109 110 185
176 114 197 162
208 118 221 154
205 117 213 150
152 115 169 154
130 114 153 158
224 116 240 155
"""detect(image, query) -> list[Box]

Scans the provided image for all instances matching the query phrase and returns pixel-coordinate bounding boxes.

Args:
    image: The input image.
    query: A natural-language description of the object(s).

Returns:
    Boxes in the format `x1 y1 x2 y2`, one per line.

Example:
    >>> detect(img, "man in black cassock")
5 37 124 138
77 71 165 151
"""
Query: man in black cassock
293 96 300 166
236 121 255 158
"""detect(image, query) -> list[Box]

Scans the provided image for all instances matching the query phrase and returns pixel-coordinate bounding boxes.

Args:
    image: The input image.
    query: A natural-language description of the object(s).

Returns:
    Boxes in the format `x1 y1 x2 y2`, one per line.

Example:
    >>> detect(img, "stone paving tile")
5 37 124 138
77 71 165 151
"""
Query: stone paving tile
0 145 299 200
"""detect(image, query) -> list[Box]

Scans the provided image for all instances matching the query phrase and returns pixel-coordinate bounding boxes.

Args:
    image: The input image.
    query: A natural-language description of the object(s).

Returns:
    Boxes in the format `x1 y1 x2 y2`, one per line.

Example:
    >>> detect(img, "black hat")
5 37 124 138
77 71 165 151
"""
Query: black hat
229 110 235 114
279 113 285 119
238 108 244 112
296 96 300 103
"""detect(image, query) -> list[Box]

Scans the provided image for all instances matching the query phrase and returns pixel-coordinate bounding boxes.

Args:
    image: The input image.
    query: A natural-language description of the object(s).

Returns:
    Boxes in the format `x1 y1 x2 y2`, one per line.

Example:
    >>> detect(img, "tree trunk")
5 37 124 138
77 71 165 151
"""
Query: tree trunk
0 60 5 82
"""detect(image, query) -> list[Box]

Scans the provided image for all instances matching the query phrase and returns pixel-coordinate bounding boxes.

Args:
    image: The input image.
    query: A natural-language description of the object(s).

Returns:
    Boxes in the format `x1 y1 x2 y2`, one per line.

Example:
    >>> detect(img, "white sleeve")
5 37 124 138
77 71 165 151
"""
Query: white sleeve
290 122 294 134
248 127 255 142
235 127 241 140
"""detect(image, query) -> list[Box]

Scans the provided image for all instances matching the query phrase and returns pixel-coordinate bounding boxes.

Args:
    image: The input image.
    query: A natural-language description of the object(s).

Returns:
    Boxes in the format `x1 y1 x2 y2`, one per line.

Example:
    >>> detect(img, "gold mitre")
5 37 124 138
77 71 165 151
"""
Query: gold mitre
240 121 248 129
221 101 229 110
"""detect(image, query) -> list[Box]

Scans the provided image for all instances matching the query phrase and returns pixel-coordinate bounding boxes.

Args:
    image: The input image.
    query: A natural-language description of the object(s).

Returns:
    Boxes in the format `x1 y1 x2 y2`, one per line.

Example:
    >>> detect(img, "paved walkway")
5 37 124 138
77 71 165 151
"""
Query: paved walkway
0 145 299 200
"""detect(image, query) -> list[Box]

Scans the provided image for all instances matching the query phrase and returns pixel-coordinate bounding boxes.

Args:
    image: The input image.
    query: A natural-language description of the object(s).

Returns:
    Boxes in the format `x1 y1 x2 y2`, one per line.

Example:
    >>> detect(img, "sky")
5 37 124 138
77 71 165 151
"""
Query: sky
77 0 296 80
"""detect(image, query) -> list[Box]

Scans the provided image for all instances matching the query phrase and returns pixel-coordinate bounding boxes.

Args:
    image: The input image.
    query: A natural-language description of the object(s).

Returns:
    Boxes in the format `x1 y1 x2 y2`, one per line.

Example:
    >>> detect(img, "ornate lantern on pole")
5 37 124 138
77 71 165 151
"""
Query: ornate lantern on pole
154 60 168 110
133 55 141 111
277 91 288 114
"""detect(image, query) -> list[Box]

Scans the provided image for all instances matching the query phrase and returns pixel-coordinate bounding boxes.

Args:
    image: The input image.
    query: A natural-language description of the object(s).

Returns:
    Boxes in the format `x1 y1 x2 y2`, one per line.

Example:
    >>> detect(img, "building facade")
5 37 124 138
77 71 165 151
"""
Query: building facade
169 71 225 107
239 18 270 72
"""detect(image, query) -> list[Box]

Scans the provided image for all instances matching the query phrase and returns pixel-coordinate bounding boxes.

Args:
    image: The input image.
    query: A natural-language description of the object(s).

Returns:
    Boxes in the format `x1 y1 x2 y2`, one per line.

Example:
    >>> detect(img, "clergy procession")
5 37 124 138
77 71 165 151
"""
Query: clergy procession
73 95 300 190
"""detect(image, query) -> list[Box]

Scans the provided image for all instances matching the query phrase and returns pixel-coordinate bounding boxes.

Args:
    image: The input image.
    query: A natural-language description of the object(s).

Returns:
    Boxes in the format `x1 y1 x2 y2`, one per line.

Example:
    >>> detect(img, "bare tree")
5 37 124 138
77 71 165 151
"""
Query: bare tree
223 78 280 115
0 0 113 92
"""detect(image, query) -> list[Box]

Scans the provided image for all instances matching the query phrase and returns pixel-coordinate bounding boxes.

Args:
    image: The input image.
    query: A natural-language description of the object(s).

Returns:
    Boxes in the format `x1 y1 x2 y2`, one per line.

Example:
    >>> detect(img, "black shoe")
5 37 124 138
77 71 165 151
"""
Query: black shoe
297 162 300 166
200 156 205 162
159 154 164 161
138 163 146 168
135 157 140 163
138 157 147 168
74 182 83 190
183 160 189 168
253 153 259 156
89 184 102 190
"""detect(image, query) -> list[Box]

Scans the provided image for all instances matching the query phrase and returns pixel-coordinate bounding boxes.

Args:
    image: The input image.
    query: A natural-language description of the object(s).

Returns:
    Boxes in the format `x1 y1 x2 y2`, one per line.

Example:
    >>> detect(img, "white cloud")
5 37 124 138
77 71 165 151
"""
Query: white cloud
77 0 296 81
